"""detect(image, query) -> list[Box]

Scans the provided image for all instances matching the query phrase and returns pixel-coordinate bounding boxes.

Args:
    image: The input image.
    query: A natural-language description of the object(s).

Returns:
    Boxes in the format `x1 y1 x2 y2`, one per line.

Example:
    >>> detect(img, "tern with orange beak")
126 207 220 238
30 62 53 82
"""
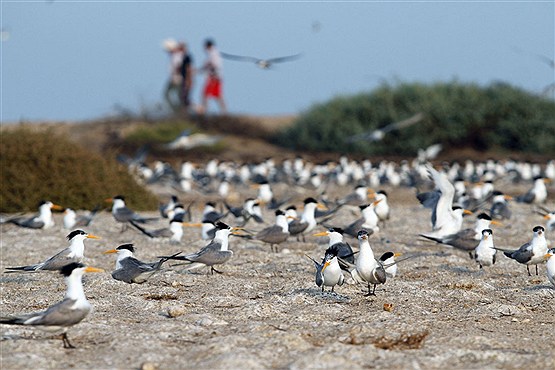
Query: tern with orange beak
159 222 241 274
495 226 548 276
307 251 344 293
105 195 158 230
420 212 497 258
474 229 497 268
6 200 63 229
104 244 181 284
5 230 100 272
0 262 103 349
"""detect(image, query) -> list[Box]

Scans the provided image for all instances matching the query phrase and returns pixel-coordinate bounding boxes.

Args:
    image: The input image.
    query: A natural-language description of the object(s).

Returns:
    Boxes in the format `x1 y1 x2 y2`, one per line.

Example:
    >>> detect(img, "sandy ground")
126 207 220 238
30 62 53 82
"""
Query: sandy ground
1 185 554 370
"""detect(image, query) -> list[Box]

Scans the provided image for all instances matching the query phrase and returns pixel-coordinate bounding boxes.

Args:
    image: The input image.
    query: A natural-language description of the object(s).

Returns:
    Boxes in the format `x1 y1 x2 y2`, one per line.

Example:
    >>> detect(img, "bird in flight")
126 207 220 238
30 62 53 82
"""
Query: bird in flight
221 52 302 69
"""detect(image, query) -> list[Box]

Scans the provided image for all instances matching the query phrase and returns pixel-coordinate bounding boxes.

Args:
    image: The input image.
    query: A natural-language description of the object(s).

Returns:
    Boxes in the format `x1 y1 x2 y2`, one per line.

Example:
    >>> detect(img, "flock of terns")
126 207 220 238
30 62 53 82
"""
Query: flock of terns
1 155 554 349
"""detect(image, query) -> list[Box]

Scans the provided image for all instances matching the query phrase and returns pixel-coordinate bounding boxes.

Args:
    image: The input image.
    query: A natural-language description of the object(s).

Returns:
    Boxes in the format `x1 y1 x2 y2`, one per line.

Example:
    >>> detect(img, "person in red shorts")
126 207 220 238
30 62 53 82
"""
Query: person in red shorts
199 38 226 114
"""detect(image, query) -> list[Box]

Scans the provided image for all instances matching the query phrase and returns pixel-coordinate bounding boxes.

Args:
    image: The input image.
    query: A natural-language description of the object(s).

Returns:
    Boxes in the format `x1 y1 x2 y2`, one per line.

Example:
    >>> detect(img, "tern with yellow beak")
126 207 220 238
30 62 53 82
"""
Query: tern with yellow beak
420 212 497 258
0 262 103 349
288 197 327 241
313 228 355 265
495 226 548 276
159 222 242 274
307 251 344 293
339 229 386 296
6 200 63 229
105 195 158 230
104 244 181 284
5 230 100 272
474 229 496 268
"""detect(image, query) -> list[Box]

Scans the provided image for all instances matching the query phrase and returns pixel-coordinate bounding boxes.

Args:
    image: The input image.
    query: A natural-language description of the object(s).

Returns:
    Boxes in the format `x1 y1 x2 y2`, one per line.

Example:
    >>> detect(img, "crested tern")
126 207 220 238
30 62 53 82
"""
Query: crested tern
5 230 100 272
474 229 497 268
159 222 240 274
0 262 103 348
104 244 181 284
496 226 548 276
7 201 63 229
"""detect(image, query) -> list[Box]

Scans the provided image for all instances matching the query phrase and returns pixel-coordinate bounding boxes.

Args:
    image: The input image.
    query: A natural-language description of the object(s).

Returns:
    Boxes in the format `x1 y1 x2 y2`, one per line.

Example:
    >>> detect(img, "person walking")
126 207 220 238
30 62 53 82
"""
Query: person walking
199 38 226 114
180 42 194 111
163 39 185 112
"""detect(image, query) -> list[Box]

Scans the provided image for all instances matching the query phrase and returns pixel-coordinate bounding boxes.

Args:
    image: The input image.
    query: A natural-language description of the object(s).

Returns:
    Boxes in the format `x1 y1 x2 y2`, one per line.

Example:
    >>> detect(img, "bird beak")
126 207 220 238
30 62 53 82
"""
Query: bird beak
504 195 513 200
287 215 298 220
372 199 383 206
84 266 104 273
322 261 330 272
104 198 113 203
544 253 553 260
86 234 101 239
490 220 502 226
250 184 260 189
316 203 328 210
544 178 551 183
103 249 118 254
183 222 202 227
367 189 376 198
50 204 63 211
544 214 551 220
394 252 402 257
312 231 329 237
463 209 473 215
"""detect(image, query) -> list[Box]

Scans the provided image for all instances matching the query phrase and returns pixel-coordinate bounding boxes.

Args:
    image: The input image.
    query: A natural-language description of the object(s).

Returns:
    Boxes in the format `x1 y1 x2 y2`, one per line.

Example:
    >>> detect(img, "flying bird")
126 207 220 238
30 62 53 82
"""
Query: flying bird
221 52 302 69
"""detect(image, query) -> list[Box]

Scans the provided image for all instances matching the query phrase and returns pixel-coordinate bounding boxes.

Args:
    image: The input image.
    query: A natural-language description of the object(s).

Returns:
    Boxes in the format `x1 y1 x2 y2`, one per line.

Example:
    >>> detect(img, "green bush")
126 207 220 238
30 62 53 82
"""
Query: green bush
125 119 197 145
0 128 159 212
276 81 555 155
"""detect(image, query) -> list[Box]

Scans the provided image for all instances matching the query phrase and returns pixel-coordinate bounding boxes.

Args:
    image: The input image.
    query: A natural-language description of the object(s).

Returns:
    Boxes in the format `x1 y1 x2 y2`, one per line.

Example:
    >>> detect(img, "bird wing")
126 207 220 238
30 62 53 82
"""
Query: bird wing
256 225 283 240
288 220 308 235
40 248 81 271
267 53 302 63
20 298 89 327
516 190 535 204
221 52 259 63
427 165 455 229
10 216 44 229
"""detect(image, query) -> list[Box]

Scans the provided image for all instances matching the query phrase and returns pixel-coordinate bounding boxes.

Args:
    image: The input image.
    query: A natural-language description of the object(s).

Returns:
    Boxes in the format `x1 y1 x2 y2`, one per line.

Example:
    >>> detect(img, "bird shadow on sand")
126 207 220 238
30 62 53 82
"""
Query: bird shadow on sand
292 287 351 303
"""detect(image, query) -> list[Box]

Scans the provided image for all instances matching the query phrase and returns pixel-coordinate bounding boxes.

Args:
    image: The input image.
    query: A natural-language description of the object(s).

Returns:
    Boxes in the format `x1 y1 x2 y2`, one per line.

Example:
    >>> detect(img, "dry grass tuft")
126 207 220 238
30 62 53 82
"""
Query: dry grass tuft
373 330 429 350
0 127 158 212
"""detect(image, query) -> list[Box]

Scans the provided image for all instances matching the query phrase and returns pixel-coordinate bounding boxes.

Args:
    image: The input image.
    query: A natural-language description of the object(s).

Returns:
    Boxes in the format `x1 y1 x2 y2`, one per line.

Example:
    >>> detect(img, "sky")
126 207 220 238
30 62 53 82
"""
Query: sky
1 1 554 122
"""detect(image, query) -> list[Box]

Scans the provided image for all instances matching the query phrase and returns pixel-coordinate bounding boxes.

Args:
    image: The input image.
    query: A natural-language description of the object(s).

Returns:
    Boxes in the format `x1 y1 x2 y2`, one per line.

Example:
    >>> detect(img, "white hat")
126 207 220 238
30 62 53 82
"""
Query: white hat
162 38 178 51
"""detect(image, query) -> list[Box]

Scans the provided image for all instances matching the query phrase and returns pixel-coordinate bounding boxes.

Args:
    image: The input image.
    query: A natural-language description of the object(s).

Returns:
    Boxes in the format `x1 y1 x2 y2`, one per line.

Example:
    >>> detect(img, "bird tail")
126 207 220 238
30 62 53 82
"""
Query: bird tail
492 246 517 253
0 317 23 325
158 251 183 265
4 265 39 273
129 220 155 238
304 254 321 269
418 234 443 244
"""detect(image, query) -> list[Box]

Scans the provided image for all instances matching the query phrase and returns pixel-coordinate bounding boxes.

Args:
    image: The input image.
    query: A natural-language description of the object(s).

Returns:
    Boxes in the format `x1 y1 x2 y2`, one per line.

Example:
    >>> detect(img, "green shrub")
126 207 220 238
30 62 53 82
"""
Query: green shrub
125 119 197 145
0 127 159 212
276 81 555 155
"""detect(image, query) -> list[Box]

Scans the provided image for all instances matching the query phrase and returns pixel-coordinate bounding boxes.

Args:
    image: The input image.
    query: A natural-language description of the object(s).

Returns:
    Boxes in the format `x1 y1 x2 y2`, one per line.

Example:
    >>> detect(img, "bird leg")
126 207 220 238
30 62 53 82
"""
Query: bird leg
61 333 75 349
211 266 224 274
468 251 474 260
364 283 376 296
535 264 539 276
526 265 531 276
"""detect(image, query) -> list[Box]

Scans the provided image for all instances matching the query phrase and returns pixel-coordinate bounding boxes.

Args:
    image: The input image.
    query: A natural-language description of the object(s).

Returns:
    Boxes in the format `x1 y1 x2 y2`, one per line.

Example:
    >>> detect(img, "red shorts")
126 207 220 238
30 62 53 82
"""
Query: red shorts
204 76 222 98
